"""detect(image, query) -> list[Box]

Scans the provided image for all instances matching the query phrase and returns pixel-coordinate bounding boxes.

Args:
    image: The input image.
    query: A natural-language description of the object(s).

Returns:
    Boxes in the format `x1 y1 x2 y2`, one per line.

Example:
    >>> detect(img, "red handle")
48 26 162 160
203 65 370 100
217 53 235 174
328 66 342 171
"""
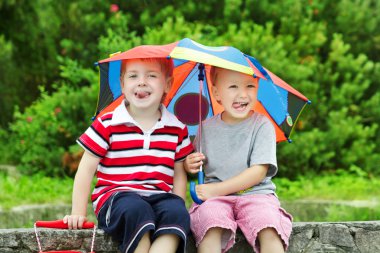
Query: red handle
40 251 83 253
35 219 95 229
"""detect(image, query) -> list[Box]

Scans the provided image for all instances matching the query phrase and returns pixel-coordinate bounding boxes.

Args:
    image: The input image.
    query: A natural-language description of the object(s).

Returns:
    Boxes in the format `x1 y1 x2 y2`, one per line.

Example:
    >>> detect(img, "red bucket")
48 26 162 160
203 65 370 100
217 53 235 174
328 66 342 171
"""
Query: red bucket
34 220 96 253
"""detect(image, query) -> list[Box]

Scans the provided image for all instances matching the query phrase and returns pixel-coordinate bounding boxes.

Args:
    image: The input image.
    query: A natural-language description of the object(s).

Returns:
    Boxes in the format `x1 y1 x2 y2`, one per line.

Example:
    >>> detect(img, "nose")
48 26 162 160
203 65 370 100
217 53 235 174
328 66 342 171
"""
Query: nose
138 77 147 86
239 87 248 98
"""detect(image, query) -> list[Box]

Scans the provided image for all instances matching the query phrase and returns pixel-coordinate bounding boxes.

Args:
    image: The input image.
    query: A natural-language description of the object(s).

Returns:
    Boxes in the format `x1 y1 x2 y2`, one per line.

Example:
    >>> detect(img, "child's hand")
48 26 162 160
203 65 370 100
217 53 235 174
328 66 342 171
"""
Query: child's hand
196 183 220 201
184 152 205 174
63 214 87 229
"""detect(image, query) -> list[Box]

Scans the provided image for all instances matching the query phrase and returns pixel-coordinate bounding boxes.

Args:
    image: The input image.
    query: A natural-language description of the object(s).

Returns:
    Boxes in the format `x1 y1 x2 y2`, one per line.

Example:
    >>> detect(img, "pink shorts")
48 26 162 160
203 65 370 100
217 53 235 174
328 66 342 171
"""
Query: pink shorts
189 194 292 253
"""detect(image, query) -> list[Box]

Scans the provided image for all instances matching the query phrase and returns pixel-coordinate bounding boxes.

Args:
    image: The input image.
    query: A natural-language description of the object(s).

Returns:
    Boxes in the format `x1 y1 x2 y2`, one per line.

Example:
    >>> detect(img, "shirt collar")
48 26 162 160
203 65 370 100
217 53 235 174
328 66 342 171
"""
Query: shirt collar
110 100 184 129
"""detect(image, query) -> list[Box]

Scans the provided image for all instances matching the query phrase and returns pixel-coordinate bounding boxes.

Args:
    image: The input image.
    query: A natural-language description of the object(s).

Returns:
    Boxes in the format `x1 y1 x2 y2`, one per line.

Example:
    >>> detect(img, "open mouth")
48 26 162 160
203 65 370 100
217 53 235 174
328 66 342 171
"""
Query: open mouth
232 102 249 111
135 91 151 99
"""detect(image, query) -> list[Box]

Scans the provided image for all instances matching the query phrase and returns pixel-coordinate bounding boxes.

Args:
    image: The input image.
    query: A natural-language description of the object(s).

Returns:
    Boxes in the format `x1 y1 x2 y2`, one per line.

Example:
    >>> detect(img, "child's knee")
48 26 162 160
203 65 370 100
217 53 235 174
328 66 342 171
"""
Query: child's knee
258 227 281 242
204 227 224 241
134 232 151 253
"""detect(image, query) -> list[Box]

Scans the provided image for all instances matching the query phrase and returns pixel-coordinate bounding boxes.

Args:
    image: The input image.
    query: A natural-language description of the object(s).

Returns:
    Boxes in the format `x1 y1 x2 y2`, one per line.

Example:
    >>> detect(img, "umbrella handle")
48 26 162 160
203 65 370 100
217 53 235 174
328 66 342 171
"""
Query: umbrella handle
190 171 204 204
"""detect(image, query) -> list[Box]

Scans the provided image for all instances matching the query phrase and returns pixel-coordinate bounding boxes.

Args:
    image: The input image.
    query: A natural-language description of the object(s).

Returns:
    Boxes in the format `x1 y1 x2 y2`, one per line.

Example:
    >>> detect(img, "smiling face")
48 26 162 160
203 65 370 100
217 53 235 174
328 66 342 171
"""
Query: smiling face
211 67 258 124
121 59 172 113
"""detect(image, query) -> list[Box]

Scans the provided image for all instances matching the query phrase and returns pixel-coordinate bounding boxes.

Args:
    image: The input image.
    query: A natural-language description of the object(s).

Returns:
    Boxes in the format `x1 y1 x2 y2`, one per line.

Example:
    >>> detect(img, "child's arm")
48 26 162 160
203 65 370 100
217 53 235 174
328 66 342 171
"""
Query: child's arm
195 164 268 201
63 151 100 229
172 161 188 200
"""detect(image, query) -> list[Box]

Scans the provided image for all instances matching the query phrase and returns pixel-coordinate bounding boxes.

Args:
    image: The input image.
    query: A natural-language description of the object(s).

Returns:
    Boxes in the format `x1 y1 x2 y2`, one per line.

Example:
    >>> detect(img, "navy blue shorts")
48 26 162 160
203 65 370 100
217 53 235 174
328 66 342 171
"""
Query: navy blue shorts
97 192 190 253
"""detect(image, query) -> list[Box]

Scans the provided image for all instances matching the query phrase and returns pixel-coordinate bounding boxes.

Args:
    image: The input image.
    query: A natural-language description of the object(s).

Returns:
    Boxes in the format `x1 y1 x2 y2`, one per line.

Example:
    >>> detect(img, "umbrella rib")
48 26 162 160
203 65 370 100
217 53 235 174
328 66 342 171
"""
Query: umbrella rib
175 63 201 95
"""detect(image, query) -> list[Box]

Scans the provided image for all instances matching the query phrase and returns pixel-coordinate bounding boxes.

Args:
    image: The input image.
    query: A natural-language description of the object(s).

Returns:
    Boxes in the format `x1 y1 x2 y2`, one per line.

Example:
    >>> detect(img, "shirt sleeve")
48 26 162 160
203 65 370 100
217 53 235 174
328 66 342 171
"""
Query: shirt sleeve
249 117 278 177
175 126 194 162
77 117 110 158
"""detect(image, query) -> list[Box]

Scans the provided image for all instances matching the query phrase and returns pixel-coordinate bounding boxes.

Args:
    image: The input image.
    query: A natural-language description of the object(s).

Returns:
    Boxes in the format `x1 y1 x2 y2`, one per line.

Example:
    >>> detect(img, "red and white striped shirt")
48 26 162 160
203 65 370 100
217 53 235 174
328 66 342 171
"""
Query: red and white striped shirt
77 102 193 214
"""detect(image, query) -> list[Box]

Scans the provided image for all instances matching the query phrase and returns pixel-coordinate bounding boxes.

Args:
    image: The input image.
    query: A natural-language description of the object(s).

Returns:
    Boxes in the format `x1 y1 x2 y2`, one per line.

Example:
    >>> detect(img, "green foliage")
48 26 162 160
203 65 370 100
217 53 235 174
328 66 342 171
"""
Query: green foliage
0 128 11 163
277 34 380 177
143 17 205 44
0 0 379 179
0 0 61 116
8 80 97 176
0 35 19 127
57 56 98 88
97 13 141 56
0 0 110 128
326 0 380 61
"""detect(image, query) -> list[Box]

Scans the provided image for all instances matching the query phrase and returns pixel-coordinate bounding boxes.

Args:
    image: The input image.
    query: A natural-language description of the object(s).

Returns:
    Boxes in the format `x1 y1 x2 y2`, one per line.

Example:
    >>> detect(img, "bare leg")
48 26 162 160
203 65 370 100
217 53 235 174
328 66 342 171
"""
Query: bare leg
198 227 224 253
258 228 285 253
133 232 151 253
149 234 180 253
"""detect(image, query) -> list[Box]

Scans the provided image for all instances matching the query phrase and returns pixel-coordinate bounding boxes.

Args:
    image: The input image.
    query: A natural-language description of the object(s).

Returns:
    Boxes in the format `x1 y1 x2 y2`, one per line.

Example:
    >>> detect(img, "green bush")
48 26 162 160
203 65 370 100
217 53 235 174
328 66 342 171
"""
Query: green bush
0 35 19 128
277 34 380 177
8 81 97 176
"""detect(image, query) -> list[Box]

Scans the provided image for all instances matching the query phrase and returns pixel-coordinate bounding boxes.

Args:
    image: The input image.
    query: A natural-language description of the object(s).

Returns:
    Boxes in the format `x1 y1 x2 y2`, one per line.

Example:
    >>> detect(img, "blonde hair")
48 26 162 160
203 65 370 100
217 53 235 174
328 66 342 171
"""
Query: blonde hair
209 66 220 85
210 66 259 86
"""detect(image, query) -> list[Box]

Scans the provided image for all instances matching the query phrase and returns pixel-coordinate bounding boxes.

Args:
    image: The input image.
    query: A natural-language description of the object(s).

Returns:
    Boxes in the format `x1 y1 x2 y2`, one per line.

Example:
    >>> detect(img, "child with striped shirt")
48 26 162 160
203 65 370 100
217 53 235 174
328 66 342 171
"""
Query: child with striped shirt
64 58 193 253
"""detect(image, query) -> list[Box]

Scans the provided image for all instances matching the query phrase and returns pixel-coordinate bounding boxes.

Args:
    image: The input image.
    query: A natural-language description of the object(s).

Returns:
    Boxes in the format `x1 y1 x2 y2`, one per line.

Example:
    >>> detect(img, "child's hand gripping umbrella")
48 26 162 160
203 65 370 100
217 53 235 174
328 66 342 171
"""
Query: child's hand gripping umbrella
190 166 204 204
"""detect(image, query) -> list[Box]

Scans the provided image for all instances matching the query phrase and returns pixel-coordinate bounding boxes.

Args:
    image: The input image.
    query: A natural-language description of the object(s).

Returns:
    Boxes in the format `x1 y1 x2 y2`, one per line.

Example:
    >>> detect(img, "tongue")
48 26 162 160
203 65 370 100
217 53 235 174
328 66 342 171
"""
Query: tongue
233 103 243 109
136 91 149 99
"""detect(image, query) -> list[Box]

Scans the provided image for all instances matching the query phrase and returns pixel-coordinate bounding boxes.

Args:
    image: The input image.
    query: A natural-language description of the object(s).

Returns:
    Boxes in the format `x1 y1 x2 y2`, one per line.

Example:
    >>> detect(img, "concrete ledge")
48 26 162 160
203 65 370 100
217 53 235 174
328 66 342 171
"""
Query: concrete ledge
1 221 380 253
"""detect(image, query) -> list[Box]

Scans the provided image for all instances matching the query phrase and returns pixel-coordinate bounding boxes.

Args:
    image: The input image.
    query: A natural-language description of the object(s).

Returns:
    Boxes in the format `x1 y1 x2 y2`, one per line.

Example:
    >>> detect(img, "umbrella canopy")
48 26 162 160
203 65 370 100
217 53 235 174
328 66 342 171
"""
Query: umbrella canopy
95 38 310 143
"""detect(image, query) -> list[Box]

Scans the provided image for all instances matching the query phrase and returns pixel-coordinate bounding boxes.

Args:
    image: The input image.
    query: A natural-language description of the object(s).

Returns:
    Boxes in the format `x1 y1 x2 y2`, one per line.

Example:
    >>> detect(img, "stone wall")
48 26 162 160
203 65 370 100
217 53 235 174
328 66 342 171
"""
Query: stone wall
0 221 379 253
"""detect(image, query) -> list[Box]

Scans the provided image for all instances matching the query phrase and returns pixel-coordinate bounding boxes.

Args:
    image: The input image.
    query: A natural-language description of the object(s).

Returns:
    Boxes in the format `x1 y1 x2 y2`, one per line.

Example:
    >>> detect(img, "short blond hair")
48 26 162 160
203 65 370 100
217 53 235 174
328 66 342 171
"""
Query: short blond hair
210 66 258 86
209 66 221 85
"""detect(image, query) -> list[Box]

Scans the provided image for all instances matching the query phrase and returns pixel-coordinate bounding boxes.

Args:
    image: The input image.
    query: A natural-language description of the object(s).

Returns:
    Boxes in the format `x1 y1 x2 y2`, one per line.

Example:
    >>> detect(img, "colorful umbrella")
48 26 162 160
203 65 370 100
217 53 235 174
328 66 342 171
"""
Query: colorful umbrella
95 38 309 143
94 38 310 204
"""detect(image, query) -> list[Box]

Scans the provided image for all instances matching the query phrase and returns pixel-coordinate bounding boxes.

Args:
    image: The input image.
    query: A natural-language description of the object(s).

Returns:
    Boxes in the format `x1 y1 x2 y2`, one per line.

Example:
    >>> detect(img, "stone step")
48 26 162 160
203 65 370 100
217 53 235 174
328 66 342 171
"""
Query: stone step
0 221 379 253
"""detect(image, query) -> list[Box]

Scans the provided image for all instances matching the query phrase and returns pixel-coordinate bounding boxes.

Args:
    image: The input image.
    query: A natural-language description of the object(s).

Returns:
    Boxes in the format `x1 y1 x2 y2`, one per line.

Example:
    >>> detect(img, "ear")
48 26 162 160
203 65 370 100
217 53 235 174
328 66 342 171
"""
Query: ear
211 85 221 104
120 75 125 89
165 77 173 93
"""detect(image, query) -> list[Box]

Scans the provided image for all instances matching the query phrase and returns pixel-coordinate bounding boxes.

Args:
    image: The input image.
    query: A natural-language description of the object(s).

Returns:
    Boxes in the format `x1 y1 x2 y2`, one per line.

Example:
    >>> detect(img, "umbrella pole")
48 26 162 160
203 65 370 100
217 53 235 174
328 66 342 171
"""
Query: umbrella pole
197 64 205 185
190 64 205 204
198 64 204 172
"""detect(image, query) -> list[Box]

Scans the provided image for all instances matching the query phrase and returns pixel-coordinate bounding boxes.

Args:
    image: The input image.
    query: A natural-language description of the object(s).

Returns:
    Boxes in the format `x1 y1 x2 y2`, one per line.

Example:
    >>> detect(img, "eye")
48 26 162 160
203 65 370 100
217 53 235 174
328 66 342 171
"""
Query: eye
247 84 256 88
228 84 238 89
148 73 158 78
127 74 137 79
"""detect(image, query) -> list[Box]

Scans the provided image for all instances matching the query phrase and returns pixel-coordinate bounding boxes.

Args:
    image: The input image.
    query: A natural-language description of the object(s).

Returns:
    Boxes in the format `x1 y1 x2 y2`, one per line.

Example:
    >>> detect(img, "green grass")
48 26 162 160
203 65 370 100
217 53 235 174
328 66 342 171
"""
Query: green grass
273 170 380 221
1 171 380 208
0 172 73 210
1 170 380 223
274 170 380 201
